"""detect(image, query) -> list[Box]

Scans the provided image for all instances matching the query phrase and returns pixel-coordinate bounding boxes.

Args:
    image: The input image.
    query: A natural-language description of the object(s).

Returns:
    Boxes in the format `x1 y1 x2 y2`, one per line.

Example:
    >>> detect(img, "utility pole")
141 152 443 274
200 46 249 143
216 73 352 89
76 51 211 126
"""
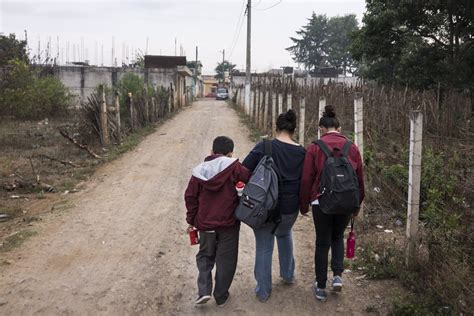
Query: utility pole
245 0 252 113
221 49 225 84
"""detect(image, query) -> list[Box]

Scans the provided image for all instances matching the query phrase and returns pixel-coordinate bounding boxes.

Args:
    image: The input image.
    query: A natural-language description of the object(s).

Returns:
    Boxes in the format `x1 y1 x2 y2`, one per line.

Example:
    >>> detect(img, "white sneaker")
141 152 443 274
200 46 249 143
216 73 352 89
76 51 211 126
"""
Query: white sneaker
332 276 343 292
194 295 211 306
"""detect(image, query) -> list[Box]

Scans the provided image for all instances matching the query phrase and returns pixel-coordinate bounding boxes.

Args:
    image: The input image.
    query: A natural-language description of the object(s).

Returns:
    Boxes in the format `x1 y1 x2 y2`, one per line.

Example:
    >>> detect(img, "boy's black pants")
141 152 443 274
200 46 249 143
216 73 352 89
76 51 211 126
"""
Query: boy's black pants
196 227 239 304
312 205 351 289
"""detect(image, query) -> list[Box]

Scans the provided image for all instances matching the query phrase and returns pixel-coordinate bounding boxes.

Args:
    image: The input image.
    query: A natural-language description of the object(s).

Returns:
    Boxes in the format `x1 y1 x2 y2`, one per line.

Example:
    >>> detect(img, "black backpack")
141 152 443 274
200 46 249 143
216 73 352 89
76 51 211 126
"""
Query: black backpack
315 139 360 215
235 139 281 231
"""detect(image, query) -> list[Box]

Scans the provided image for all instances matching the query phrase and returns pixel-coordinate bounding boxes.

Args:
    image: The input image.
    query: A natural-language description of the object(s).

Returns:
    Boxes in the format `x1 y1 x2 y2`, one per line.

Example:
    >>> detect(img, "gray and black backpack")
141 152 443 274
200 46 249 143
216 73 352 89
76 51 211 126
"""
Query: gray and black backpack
235 139 280 230
315 139 360 215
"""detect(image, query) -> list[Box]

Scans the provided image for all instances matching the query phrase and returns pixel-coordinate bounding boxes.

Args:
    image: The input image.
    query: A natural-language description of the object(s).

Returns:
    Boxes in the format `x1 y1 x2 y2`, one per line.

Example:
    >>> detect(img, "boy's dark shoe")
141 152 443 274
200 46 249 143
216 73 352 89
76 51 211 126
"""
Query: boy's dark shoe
194 295 211 306
216 293 231 308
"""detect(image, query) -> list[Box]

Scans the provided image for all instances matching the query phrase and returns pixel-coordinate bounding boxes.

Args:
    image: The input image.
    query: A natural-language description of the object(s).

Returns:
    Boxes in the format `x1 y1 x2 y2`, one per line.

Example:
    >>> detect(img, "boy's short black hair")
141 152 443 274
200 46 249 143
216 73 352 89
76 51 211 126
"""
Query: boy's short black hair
212 136 234 155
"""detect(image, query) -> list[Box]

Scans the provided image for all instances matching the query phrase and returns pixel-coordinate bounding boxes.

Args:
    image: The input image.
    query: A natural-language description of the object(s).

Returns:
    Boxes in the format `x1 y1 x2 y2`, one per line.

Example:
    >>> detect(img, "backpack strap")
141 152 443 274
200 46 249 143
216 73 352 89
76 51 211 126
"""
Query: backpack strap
315 140 333 157
263 138 272 157
341 140 353 157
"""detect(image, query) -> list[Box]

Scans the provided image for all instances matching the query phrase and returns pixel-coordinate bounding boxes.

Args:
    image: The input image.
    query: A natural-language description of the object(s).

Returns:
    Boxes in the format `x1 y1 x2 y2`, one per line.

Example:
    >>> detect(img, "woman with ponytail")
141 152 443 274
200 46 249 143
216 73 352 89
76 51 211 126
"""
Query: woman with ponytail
242 109 306 302
299 105 365 302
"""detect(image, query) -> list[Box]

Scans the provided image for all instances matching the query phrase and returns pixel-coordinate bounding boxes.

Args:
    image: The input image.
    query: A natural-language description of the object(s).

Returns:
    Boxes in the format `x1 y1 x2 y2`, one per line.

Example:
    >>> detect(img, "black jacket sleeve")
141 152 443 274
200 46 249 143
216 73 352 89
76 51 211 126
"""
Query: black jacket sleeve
242 141 265 172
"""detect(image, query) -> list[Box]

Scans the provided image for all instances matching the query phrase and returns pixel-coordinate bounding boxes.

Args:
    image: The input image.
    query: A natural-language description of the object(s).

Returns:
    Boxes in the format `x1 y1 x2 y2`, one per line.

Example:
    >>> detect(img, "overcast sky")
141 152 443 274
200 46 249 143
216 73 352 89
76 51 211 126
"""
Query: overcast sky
0 0 366 74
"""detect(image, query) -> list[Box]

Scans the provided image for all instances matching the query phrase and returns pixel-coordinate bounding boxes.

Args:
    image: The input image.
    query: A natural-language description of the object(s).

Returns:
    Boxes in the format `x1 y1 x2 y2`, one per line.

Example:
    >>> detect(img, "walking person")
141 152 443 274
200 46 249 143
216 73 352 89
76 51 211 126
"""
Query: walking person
299 105 365 301
242 109 306 302
184 136 251 307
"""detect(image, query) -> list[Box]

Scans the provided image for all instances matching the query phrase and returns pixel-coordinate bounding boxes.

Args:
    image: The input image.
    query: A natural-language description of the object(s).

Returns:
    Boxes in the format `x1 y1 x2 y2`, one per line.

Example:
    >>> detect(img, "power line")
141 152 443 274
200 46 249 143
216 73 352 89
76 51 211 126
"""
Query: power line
255 0 282 11
228 0 247 59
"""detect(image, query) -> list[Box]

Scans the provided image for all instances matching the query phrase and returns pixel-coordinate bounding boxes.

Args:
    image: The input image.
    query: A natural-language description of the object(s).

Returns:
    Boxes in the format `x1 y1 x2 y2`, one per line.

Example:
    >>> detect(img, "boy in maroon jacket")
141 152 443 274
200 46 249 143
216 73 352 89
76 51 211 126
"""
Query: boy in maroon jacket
185 136 250 307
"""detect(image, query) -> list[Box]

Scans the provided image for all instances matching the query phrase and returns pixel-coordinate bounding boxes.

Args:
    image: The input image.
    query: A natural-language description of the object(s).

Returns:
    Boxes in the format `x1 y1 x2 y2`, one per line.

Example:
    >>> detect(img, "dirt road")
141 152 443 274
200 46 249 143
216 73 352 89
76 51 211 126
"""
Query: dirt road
0 100 398 315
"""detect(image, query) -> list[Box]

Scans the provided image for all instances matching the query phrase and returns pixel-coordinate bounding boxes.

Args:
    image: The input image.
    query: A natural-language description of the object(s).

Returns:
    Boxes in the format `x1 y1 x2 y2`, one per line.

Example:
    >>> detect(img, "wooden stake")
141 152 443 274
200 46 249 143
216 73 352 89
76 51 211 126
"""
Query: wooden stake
406 110 423 266
272 92 277 137
99 85 110 146
114 91 121 142
263 91 269 133
354 95 364 217
299 96 306 145
278 93 283 115
318 96 326 139
144 88 149 124
287 93 292 110
128 92 135 132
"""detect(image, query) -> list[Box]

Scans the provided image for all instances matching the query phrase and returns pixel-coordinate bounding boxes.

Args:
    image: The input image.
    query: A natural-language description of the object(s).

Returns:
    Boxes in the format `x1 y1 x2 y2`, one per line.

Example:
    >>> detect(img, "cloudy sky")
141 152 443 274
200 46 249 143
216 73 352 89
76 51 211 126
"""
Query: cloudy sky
0 0 366 74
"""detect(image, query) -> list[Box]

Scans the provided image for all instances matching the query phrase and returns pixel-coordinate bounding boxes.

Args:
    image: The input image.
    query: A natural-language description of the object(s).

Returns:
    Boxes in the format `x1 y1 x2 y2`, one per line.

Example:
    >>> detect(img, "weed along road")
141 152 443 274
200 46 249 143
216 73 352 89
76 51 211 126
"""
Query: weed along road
0 100 397 315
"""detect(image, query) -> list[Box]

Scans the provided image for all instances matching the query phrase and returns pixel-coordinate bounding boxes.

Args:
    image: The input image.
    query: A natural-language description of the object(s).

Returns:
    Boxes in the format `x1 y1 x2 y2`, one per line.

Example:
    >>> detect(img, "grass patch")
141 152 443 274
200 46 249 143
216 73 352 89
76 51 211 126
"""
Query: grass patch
352 241 402 279
0 229 37 252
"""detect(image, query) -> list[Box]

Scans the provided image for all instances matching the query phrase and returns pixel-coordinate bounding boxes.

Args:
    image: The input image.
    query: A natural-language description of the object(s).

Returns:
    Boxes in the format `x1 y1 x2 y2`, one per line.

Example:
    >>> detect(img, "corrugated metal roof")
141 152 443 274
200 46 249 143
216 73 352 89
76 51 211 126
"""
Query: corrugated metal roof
144 55 187 69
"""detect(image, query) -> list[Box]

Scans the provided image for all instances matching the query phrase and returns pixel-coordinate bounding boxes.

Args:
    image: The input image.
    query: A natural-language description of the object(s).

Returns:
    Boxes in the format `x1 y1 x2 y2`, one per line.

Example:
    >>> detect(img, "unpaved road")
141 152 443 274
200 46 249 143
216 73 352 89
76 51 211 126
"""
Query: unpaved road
0 100 398 315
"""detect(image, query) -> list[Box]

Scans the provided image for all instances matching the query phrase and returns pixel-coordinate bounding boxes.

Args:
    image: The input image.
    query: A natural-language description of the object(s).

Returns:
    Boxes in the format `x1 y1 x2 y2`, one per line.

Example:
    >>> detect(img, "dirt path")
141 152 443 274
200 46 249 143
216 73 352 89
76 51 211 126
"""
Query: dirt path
0 100 398 315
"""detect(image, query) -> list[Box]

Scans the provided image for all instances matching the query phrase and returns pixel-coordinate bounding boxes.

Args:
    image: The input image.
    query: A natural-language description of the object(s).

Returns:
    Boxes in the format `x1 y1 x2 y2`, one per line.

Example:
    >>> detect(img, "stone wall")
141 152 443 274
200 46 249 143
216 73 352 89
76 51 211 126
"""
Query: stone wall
55 66 178 106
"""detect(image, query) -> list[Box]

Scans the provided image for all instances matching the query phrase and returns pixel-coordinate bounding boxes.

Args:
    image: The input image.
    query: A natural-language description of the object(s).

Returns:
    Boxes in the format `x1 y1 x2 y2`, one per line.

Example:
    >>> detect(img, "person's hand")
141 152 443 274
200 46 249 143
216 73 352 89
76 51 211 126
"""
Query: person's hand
300 206 310 216
186 225 195 234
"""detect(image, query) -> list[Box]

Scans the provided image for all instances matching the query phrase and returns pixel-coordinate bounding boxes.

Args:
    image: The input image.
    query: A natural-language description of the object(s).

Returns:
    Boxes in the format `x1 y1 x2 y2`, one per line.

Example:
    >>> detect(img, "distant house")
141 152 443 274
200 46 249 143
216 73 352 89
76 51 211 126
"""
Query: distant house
187 61 204 98
202 75 219 97
144 55 193 108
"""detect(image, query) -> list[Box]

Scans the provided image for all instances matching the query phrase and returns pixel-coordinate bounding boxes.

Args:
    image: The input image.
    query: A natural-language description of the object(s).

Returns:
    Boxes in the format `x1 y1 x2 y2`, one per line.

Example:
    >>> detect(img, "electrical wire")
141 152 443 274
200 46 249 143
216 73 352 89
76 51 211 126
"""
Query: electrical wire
254 0 282 11
228 0 247 59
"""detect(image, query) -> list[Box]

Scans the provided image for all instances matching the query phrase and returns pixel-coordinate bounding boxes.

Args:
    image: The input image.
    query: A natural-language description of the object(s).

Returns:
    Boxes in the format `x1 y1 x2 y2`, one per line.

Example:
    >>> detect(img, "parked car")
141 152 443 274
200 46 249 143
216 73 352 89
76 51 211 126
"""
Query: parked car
216 88 229 100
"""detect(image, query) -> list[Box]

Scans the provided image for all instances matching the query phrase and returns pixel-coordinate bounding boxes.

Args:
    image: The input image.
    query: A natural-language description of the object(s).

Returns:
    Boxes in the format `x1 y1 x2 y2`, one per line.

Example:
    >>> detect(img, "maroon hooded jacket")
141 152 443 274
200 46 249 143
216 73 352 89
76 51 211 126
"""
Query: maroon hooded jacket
299 132 365 214
185 155 251 231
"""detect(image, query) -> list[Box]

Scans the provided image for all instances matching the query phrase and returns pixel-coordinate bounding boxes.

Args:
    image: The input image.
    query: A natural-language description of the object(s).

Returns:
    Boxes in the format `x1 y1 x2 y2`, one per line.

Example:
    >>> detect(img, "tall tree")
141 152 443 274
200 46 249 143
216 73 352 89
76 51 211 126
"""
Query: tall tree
215 61 237 81
287 13 358 74
350 0 474 89
0 34 29 66
287 13 329 71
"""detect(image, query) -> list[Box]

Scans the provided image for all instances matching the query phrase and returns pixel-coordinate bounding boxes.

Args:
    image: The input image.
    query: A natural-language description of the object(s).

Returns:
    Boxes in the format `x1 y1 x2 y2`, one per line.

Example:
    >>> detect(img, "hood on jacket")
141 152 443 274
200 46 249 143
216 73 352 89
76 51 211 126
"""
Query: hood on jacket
192 155 238 191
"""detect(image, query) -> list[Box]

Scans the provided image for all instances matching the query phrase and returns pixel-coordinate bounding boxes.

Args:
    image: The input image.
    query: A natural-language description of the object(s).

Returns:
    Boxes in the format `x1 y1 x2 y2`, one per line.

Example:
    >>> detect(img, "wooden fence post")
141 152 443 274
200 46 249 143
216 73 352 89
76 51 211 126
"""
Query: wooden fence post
354 95 364 217
114 91 121 143
318 96 326 139
143 87 149 124
99 85 110 146
272 92 277 137
256 88 260 124
151 96 157 121
263 91 269 134
299 96 306 145
287 93 292 110
259 90 264 129
278 93 283 115
406 110 423 266
128 92 135 132
250 90 254 120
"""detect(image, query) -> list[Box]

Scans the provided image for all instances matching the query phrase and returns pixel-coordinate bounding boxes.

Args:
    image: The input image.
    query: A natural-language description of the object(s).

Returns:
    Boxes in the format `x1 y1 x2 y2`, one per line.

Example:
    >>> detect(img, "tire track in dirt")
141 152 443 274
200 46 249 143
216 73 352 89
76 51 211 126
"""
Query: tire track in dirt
0 100 399 315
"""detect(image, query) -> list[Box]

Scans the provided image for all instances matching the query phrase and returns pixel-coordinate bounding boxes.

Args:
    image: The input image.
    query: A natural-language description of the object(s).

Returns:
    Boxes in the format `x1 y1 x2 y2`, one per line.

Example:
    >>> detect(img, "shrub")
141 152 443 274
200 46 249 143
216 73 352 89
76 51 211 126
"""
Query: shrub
0 59 71 119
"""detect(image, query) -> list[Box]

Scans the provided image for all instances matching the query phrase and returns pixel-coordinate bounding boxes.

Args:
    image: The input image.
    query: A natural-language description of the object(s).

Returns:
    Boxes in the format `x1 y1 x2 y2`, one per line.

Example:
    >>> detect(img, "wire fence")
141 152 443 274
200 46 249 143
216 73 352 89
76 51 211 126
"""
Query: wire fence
231 77 473 312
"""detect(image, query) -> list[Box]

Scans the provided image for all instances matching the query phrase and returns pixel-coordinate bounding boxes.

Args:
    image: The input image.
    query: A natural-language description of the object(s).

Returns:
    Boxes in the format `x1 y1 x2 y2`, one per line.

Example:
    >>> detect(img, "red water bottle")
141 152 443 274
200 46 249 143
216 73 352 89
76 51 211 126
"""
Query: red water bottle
346 218 356 259
235 181 245 197
189 228 199 246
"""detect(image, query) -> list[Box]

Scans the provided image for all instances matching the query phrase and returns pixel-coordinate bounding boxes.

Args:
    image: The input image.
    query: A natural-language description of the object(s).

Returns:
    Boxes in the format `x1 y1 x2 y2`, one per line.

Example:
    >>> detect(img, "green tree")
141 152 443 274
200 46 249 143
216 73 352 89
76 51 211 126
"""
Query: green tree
350 0 474 89
327 15 359 74
214 61 237 81
287 13 359 74
287 13 328 71
0 59 71 118
0 34 29 66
